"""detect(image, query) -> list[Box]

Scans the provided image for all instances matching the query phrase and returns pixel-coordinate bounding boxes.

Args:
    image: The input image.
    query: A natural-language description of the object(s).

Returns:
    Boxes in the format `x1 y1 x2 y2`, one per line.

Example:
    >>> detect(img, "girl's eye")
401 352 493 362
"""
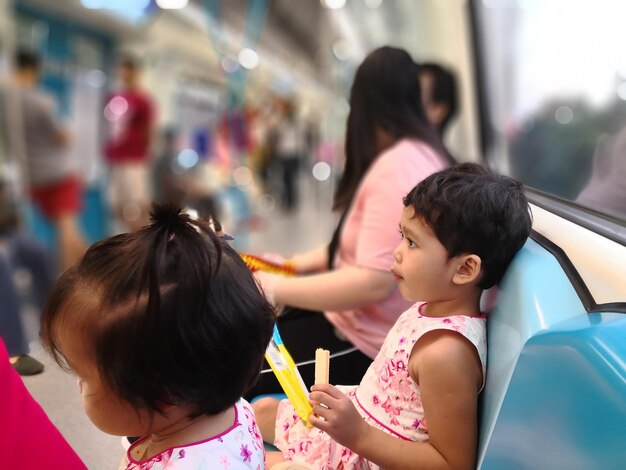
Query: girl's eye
399 227 416 247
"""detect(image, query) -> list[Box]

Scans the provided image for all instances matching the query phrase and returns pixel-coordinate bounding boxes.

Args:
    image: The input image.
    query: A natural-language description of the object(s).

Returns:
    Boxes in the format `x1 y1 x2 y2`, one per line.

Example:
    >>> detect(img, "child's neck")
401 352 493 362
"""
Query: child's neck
421 291 482 318
136 406 235 461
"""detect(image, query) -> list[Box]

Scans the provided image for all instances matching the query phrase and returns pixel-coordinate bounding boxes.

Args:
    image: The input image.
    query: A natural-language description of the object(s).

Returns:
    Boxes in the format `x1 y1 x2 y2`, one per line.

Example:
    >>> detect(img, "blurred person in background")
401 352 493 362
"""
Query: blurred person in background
273 98 305 212
153 128 186 208
103 56 156 232
152 127 221 221
304 115 320 166
418 62 458 138
0 256 36 375
8 49 85 271
0 177 53 376
576 123 626 219
248 46 454 398
252 103 278 195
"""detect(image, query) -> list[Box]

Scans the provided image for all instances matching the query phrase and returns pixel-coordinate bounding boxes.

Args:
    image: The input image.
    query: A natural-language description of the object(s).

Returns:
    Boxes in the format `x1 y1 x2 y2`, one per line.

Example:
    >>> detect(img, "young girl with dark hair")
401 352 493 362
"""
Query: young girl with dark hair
250 46 453 398
40 204 275 469
255 163 532 469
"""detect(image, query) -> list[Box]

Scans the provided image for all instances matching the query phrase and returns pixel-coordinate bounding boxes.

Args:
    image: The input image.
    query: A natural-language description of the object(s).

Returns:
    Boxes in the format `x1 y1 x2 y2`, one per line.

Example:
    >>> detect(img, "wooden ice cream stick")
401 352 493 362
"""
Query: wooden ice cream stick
314 348 330 385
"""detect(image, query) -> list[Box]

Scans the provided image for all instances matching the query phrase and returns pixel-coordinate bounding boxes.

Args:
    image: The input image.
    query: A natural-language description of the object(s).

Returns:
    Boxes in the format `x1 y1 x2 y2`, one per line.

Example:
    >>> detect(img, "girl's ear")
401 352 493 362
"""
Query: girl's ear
452 254 481 286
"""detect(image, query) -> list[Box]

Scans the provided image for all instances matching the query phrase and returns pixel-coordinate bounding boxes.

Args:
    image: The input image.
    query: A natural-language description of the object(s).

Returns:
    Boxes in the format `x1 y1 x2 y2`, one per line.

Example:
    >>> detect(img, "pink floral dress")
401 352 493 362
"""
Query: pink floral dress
124 399 264 469
274 303 487 469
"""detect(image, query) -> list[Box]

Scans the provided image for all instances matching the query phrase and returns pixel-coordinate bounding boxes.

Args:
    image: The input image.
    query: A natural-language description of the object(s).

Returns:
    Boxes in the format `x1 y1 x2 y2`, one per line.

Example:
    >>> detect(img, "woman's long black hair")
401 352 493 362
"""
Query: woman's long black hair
333 46 453 211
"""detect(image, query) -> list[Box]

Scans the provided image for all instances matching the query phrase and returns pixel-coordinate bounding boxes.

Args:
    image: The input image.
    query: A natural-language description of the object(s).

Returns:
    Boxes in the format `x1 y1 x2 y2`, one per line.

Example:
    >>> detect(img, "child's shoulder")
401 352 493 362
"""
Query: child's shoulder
408 311 488 378
413 327 479 358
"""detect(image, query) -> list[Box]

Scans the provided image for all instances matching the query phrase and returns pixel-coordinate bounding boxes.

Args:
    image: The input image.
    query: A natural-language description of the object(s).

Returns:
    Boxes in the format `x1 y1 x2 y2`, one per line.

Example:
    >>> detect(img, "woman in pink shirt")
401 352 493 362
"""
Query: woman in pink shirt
248 46 453 398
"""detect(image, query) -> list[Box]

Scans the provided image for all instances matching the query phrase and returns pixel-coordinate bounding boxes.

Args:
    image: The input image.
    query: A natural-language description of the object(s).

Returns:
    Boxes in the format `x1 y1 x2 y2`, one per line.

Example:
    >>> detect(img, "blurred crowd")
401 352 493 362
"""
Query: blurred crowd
0 48 331 376
0 43 459 379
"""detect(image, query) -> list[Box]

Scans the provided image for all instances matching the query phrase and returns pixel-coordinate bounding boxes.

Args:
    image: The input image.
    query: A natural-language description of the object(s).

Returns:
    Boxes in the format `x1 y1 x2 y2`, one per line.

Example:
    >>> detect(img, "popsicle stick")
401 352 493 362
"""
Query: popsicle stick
314 348 330 385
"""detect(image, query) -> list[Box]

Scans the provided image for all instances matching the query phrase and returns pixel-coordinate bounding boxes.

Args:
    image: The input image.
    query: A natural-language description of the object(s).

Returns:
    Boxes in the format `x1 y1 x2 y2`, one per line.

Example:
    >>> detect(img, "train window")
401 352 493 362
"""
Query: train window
472 0 626 229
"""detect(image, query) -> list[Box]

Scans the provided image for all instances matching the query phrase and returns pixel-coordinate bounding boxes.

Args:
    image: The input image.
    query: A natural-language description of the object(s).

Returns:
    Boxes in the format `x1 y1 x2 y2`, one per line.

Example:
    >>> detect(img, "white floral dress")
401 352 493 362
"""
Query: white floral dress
124 399 264 470
274 303 487 469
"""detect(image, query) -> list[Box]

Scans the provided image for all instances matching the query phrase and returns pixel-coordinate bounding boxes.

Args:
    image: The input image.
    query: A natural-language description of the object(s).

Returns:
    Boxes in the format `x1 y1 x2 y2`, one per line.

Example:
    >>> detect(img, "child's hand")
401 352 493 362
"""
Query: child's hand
308 384 369 451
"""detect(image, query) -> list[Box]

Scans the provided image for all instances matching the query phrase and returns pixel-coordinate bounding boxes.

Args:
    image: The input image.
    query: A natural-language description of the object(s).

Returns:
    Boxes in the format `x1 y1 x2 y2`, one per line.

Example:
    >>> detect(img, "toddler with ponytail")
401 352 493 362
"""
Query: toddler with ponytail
41 204 275 469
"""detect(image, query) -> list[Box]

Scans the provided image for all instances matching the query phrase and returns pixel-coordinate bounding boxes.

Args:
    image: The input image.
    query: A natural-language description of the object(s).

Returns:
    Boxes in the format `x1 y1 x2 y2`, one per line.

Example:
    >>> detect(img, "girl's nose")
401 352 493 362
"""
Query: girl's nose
393 245 402 263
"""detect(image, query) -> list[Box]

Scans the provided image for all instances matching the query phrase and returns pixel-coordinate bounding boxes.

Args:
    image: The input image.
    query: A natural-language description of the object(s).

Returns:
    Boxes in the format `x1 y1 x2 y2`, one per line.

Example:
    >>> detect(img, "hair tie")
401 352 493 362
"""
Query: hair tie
168 233 175 242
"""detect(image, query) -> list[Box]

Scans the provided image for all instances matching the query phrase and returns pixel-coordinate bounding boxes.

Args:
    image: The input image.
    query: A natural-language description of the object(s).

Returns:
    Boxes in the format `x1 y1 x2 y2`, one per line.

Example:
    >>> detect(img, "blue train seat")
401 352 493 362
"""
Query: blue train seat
250 393 288 407
477 238 626 469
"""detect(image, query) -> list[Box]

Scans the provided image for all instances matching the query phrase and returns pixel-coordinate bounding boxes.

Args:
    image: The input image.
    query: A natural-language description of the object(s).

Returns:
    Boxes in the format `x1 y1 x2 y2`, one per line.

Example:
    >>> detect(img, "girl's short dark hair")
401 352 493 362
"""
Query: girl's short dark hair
41 204 275 418
403 163 532 289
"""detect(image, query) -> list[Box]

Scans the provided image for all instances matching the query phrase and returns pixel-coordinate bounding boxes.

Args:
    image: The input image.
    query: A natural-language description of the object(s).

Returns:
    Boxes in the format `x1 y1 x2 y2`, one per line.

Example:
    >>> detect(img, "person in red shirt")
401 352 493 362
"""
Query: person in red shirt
103 57 155 231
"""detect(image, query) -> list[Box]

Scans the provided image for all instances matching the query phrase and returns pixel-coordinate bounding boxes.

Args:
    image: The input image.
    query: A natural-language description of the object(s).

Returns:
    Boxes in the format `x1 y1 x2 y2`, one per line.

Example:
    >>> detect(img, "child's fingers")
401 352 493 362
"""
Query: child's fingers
310 383 343 398
309 391 341 409
311 402 329 417
309 405 336 432
308 413 329 432
308 391 327 402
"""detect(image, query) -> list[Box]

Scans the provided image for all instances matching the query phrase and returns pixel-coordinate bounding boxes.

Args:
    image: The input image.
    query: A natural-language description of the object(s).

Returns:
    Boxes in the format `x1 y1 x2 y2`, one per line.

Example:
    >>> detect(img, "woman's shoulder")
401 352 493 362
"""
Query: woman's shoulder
359 139 445 195
371 138 446 177
383 138 442 160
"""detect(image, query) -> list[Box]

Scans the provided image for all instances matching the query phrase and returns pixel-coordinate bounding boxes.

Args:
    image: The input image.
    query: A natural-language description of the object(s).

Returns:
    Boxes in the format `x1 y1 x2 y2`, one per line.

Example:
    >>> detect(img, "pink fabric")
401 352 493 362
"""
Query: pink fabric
124 400 264 469
274 303 487 469
352 303 487 441
324 139 447 358
0 340 86 469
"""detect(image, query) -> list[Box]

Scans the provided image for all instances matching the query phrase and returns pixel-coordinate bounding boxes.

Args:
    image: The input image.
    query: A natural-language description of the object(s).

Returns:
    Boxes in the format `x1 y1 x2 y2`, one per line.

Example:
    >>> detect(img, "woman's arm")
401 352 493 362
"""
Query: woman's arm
289 244 329 273
309 331 483 470
255 265 395 312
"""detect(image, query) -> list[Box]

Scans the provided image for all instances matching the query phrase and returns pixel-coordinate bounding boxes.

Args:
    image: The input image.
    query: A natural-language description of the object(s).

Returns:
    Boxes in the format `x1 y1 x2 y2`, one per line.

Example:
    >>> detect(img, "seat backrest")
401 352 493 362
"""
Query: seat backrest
477 238 586 467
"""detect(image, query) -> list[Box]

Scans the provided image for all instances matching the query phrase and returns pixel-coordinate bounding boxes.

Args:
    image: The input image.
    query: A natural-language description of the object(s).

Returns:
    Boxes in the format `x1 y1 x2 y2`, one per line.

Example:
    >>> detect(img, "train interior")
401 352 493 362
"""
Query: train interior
0 0 624 469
